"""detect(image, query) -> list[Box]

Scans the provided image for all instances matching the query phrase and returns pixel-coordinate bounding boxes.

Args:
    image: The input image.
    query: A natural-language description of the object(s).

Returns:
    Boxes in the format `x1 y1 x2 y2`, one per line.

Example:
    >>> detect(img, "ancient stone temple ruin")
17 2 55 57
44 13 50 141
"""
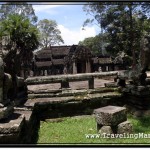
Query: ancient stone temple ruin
31 45 124 76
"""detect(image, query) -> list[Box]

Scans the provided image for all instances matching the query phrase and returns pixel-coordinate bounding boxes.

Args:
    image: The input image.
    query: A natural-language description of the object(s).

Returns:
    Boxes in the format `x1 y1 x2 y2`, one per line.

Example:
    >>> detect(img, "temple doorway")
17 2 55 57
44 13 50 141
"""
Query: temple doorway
77 61 86 73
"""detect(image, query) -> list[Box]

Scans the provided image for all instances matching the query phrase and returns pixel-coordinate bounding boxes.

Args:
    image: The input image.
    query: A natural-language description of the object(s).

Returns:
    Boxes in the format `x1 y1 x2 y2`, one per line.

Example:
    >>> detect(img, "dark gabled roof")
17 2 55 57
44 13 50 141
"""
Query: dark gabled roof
52 59 64 65
74 46 92 60
35 48 52 59
35 46 71 59
51 46 71 56
35 61 52 68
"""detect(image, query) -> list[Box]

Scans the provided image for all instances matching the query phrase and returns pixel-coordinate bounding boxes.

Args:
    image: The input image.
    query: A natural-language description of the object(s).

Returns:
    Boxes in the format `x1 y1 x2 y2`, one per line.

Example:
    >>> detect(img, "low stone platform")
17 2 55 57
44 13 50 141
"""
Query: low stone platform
27 87 118 99
23 90 123 120
25 92 122 109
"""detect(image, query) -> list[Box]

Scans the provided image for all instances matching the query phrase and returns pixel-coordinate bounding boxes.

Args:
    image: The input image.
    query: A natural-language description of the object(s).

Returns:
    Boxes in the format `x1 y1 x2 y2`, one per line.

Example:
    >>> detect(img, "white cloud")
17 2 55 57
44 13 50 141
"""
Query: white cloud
33 5 63 14
58 25 96 45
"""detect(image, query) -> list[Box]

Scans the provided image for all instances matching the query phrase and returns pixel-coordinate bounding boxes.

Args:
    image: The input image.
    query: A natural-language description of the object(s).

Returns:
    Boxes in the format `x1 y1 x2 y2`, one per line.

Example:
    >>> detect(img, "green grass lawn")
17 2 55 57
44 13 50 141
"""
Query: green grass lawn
37 115 150 145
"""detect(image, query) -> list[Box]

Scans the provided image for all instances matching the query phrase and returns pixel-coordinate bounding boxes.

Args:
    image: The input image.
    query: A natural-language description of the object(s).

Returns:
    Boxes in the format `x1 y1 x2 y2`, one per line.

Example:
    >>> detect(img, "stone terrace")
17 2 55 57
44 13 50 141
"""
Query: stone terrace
0 72 126 144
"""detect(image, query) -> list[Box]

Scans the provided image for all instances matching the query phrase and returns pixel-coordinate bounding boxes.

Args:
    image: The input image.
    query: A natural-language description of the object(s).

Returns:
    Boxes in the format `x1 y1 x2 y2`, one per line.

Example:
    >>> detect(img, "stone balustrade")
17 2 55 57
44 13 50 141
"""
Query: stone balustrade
26 71 118 89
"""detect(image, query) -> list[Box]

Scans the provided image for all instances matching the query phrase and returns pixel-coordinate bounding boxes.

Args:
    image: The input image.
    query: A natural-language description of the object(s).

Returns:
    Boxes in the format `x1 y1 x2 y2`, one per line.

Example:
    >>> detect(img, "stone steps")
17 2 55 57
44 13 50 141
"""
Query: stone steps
28 89 62 94
24 92 122 109
27 88 118 99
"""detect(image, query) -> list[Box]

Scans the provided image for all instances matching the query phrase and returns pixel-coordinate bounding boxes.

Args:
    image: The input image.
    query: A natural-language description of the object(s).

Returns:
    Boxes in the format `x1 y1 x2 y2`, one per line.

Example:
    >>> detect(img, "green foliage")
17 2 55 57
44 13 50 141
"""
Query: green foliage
83 2 150 62
0 14 39 75
0 2 38 24
38 19 64 48
79 34 108 55
38 115 150 144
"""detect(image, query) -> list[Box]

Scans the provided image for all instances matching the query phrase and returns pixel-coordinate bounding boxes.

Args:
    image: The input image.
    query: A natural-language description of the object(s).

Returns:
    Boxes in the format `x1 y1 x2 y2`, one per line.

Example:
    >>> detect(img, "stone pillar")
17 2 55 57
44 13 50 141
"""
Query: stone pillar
88 77 94 89
63 66 67 74
86 60 91 73
106 66 108 71
61 79 70 89
29 70 34 77
44 70 47 76
73 61 77 74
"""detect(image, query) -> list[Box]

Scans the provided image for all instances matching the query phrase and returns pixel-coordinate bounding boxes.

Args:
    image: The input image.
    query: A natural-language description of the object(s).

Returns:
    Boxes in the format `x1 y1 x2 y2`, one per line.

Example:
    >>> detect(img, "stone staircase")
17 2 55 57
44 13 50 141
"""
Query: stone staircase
22 83 124 120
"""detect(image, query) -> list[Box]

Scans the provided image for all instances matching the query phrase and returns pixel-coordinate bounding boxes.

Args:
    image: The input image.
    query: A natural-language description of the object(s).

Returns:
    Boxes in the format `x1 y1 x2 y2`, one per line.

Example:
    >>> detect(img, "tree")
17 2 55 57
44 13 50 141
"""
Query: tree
79 33 108 55
38 19 64 48
83 2 150 67
0 14 39 76
0 14 39 98
0 2 37 24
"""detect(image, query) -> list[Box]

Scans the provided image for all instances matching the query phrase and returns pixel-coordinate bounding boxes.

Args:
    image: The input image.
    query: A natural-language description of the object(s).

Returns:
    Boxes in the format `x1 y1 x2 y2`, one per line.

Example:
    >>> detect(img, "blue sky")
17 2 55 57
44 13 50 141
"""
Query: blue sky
32 3 100 45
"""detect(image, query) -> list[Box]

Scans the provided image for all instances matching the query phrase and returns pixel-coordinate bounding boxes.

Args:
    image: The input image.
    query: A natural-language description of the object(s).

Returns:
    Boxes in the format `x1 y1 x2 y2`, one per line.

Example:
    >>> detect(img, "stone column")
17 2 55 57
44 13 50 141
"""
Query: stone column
73 61 77 74
86 60 91 73
61 79 70 89
88 77 94 89
29 70 34 77
44 70 47 76
106 66 108 71
86 61 89 73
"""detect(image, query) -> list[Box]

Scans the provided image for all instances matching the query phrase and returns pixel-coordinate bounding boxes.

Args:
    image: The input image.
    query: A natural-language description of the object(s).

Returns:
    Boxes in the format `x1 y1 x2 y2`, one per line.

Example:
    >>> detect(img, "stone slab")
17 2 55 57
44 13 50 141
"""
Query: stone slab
94 105 127 126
